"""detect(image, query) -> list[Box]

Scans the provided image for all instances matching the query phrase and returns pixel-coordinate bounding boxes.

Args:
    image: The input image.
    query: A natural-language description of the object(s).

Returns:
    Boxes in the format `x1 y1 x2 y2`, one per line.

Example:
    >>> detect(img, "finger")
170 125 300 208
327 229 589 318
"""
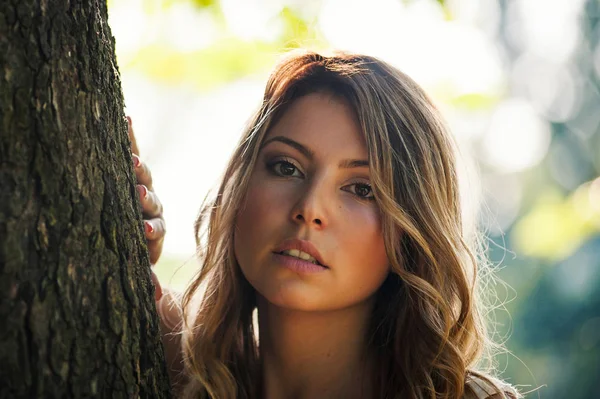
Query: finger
144 217 166 242
137 185 162 218
133 156 154 191
152 271 163 301
148 237 164 265
127 116 140 156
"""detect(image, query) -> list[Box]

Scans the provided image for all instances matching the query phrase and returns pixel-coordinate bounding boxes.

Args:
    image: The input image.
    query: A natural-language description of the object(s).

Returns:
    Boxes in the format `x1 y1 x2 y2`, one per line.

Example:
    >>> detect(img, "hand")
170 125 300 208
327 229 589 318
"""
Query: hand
127 116 166 301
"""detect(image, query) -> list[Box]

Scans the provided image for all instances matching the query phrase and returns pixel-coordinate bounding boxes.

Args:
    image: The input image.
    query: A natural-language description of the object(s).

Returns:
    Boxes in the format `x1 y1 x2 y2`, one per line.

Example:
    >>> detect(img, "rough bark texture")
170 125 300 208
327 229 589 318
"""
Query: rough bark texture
0 1 171 397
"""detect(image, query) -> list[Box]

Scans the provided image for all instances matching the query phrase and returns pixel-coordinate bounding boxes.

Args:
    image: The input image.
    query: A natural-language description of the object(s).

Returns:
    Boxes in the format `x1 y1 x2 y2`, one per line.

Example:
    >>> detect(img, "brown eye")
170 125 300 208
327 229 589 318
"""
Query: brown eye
277 161 296 176
267 159 303 178
344 182 375 200
355 184 372 198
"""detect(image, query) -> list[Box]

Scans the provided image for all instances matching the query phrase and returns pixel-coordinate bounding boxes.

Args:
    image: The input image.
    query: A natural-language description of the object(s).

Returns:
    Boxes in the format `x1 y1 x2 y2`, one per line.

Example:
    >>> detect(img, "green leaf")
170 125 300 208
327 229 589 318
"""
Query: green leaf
121 39 278 90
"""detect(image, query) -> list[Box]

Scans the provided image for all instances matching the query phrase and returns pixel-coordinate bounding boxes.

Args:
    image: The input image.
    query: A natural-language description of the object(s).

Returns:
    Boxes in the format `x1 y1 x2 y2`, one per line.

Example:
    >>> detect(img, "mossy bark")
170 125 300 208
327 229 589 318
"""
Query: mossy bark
0 0 171 397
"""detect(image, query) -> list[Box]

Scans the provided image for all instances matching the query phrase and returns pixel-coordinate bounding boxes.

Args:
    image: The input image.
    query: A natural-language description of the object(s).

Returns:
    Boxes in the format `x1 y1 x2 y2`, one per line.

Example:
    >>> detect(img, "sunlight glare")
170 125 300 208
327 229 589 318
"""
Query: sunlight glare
481 98 550 173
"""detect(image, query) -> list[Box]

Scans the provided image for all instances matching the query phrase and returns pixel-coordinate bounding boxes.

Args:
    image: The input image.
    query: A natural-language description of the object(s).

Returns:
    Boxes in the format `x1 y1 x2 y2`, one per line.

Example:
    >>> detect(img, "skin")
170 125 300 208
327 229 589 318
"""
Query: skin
140 92 522 399
234 92 390 398
128 116 166 300
142 93 391 396
130 117 185 391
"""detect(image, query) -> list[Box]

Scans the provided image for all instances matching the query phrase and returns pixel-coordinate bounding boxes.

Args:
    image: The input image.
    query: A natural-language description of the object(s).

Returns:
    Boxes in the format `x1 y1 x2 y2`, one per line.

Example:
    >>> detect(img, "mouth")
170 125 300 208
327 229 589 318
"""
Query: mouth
273 238 328 268
274 249 326 267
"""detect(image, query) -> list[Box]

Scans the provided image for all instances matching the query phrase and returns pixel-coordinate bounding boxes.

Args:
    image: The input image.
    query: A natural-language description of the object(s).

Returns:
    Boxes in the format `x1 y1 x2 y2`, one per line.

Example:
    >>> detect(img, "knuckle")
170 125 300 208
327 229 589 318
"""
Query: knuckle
150 193 161 214
142 164 153 185
135 164 143 178
157 218 167 234
144 190 154 208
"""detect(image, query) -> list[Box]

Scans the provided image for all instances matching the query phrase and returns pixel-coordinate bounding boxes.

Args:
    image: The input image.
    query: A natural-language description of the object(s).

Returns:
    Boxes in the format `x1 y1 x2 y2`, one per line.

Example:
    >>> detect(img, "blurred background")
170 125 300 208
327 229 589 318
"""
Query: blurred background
107 0 600 397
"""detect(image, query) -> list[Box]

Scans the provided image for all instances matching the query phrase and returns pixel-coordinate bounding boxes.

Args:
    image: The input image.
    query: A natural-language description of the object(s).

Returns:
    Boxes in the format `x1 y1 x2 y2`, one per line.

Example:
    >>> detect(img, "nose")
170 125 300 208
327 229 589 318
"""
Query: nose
290 177 329 229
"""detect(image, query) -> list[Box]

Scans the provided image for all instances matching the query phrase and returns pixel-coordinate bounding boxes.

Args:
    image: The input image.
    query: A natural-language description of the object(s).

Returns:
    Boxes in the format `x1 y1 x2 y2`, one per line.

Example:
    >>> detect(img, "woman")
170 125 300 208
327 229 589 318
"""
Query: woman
133 51 521 398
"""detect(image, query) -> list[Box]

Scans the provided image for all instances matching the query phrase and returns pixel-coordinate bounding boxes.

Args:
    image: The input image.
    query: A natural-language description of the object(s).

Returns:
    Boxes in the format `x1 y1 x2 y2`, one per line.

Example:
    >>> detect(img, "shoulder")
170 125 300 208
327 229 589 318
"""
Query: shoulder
462 372 521 399
156 291 188 393
157 290 183 332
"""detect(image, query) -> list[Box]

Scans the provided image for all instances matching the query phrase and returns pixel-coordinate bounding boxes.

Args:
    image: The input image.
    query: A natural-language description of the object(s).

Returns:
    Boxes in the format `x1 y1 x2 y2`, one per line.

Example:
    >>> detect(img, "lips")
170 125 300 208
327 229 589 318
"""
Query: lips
273 238 328 267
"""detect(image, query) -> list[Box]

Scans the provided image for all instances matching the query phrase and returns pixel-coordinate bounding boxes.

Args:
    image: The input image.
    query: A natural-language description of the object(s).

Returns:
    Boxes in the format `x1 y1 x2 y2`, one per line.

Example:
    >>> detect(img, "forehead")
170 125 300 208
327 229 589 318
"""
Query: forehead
264 92 367 156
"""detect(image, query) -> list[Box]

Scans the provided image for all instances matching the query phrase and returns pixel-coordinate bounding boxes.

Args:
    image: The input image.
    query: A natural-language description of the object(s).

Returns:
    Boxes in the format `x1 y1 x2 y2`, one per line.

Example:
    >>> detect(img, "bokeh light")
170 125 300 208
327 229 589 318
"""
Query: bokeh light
107 1 600 397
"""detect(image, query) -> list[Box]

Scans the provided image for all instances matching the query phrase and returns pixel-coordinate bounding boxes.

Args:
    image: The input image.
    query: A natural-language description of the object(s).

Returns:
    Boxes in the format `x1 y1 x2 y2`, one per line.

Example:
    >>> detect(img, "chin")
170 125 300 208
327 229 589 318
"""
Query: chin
257 281 376 314
256 279 332 312
239 259 383 313
239 261 327 312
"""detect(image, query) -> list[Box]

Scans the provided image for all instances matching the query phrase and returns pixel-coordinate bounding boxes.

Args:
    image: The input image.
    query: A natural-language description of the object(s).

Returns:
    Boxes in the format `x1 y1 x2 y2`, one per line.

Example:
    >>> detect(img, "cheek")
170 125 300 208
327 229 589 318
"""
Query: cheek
342 203 386 259
235 187 264 258
337 205 389 295
234 178 284 267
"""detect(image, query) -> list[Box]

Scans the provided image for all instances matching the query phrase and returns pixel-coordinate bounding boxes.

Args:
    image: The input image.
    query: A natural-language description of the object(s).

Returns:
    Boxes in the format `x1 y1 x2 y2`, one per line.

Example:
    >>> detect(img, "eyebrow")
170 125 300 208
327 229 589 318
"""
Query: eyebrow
261 136 369 169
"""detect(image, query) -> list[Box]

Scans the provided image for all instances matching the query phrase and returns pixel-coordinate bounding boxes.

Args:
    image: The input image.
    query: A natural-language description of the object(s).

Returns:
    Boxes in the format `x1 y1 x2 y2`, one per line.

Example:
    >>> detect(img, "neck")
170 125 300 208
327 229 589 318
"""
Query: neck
257 296 376 399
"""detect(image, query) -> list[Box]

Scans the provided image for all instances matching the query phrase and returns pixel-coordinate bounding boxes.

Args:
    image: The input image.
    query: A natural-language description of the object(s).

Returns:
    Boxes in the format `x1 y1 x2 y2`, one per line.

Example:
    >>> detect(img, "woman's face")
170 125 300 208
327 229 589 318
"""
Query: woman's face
234 92 390 311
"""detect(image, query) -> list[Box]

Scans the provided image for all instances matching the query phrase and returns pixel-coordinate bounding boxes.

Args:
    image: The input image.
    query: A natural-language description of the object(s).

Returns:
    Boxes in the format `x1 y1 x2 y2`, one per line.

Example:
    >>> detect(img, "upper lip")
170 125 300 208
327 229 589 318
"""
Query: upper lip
273 239 328 267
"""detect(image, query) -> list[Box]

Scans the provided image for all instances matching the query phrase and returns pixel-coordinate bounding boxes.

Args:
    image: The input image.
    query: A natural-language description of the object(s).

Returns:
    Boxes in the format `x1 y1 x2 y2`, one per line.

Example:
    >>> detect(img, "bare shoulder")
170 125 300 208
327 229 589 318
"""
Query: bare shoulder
156 291 187 393
463 372 522 399
158 290 184 332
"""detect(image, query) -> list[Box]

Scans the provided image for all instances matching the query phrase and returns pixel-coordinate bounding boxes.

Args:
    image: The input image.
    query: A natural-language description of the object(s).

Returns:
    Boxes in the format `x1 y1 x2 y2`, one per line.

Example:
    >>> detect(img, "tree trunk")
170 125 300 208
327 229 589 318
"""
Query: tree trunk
0 0 171 397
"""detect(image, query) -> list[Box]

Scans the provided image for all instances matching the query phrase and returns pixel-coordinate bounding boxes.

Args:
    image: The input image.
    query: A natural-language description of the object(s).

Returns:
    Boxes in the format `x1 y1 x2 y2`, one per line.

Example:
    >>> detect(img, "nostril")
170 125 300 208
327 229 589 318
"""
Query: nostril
294 214 322 225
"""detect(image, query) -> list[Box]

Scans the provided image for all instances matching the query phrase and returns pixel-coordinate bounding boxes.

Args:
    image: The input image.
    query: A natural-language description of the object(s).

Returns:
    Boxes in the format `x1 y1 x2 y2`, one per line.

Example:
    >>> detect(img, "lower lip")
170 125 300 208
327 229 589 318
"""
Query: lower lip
273 253 328 273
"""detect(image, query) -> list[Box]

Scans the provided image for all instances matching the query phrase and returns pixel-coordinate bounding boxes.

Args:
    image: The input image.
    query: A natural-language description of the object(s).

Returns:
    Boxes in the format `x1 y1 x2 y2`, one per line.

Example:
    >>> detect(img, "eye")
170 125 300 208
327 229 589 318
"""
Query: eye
344 182 375 200
267 159 303 178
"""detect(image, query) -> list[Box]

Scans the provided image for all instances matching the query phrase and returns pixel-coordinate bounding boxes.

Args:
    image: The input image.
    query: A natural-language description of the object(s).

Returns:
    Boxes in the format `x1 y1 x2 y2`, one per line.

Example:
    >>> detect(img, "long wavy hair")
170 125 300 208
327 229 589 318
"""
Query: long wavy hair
180 51 518 398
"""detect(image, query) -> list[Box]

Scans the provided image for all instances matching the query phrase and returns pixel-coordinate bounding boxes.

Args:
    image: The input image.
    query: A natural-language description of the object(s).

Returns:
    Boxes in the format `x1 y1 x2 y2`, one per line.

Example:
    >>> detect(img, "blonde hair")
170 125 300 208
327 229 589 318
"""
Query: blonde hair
180 51 519 398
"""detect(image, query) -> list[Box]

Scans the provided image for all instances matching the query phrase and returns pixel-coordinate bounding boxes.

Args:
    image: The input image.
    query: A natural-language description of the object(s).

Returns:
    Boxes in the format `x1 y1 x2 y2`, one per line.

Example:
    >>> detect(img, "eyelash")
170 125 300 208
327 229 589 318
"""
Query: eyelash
267 158 303 178
266 159 375 201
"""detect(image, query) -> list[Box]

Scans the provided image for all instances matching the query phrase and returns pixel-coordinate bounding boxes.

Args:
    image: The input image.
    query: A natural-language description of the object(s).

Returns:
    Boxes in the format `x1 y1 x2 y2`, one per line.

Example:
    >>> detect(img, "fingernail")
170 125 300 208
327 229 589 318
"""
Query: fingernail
133 154 141 168
145 221 154 234
126 115 132 126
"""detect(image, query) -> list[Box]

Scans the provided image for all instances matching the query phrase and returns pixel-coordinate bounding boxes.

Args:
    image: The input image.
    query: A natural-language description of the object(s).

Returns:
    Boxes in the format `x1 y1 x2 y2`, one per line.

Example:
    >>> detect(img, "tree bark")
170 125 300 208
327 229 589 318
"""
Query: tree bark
0 0 171 397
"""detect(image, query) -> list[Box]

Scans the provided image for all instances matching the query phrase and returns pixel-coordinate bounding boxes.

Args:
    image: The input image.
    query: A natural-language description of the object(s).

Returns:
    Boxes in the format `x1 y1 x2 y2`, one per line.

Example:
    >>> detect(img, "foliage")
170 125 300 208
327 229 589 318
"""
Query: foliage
109 0 600 397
